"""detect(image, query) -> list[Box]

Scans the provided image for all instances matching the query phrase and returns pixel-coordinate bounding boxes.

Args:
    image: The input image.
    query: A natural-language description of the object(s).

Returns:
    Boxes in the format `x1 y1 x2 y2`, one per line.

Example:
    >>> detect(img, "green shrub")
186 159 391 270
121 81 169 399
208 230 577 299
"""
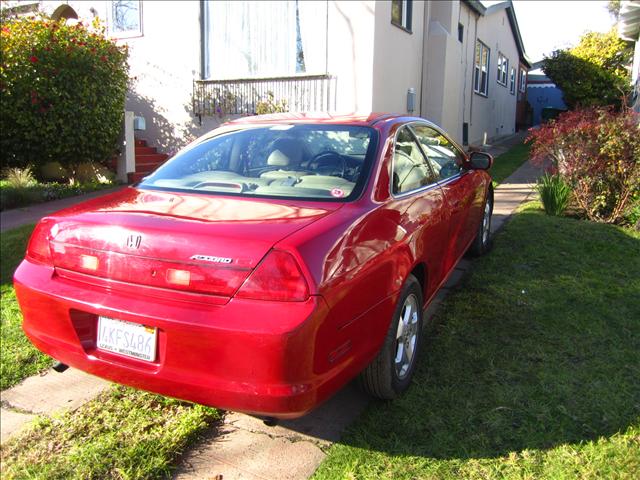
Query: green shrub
536 173 572 216
255 91 288 115
40 161 69 181
2 166 36 188
527 107 640 224
0 16 129 170
0 180 114 211
73 161 114 184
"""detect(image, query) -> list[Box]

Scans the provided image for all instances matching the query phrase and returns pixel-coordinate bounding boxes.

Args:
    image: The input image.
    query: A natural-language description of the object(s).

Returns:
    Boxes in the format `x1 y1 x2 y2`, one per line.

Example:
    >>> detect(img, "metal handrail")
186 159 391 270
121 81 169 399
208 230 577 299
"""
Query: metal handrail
192 74 337 119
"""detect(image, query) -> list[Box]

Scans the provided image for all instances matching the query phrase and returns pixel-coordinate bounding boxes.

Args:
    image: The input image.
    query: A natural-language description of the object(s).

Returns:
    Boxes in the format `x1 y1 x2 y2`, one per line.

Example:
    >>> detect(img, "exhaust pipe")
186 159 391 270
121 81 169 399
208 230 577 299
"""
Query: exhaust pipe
262 416 278 427
52 361 69 373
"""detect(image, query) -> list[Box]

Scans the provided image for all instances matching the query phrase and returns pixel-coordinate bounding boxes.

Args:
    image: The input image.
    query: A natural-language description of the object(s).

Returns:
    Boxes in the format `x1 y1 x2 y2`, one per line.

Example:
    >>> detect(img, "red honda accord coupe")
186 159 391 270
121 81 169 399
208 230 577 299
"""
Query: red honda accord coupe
15 113 493 418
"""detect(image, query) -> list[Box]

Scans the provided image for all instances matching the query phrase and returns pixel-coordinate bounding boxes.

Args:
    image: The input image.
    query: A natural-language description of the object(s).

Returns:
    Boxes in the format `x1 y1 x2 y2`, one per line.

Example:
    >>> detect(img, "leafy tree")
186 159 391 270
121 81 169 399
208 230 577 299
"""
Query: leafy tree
543 28 632 108
607 0 621 20
0 16 129 170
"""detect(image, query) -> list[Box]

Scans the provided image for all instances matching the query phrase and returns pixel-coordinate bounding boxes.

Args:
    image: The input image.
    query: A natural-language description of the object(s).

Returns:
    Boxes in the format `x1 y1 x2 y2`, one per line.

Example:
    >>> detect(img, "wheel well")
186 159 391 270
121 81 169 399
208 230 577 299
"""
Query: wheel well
410 263 427 300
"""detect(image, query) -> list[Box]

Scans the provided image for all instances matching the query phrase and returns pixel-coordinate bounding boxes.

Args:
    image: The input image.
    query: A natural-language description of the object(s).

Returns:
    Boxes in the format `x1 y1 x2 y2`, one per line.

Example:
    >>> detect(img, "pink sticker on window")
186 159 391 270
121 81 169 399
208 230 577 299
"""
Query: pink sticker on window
330 188 345 198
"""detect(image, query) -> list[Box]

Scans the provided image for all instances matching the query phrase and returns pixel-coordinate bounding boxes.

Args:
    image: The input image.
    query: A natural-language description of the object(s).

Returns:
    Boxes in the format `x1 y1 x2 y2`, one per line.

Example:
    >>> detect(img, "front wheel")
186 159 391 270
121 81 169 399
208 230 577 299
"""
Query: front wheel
469 191 493 256
358 275 424 399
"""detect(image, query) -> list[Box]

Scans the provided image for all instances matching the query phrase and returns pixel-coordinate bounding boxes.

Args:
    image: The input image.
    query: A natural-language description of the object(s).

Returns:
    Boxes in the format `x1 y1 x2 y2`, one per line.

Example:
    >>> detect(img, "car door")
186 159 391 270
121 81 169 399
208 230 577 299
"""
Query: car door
387 125 450 300
410 124 481 274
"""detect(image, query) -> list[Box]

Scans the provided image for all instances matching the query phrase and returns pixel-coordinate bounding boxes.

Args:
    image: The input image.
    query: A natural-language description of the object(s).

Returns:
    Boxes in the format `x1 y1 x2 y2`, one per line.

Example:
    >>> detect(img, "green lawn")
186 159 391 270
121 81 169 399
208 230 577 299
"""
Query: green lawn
490 143 531 187
0 224 52 389
1 386 220 479
314 202 640 479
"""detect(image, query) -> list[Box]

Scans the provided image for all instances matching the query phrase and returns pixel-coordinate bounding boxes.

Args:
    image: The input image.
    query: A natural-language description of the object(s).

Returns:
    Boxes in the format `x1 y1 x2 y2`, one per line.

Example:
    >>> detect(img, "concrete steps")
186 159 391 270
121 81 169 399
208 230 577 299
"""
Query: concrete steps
128 138 169 184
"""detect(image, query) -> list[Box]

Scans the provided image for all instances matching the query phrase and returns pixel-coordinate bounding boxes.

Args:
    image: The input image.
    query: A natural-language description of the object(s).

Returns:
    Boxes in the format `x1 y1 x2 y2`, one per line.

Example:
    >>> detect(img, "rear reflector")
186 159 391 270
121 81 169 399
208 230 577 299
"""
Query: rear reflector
80 255 99 271
167 268 191 286
236 250 309 302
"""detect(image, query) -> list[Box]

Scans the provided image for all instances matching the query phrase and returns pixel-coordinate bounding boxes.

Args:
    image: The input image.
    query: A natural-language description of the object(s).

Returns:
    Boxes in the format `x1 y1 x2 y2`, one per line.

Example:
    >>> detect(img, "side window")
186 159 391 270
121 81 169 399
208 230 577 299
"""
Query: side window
391 126 438 195
109 1 142 38
411 125 465 181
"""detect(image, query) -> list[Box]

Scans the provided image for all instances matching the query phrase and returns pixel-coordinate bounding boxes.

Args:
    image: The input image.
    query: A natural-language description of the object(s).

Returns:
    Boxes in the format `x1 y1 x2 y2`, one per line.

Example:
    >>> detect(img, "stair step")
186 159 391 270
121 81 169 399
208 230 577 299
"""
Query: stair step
135 146 156 155
135 153 169 162
136 163 166 174
134 138 147 147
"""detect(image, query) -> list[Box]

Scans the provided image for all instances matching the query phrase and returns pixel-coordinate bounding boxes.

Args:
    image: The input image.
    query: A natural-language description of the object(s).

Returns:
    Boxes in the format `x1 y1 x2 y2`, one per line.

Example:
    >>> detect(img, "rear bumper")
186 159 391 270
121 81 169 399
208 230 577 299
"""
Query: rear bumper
14 259 343 418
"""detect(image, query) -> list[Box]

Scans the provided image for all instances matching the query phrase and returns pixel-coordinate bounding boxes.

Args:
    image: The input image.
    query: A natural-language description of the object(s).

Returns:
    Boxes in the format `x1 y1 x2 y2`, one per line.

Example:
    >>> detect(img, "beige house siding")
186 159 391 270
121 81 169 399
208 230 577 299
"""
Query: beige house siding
371 0 425 114
468 7 519 145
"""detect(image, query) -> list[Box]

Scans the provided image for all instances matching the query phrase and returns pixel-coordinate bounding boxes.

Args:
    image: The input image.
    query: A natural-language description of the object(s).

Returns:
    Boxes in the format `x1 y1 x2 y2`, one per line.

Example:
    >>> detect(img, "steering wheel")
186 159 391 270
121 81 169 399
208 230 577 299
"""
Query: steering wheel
311 151 347 178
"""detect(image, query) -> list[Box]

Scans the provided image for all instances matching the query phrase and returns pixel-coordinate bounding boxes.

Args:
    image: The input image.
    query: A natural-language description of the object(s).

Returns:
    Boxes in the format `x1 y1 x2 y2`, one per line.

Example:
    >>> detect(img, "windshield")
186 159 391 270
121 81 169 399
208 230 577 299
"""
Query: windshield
139 124 378 201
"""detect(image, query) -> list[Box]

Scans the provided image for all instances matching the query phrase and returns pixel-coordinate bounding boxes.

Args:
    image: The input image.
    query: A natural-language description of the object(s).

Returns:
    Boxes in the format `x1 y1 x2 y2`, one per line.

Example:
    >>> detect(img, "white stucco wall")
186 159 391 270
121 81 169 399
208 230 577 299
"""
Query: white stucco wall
370 0 425 115
422 0 465 140
327 1 375 112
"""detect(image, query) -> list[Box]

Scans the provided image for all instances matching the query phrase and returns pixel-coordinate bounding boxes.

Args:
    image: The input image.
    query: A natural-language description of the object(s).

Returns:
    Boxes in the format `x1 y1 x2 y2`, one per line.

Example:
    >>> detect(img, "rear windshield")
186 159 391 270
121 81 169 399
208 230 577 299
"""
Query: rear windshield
139 124 378 201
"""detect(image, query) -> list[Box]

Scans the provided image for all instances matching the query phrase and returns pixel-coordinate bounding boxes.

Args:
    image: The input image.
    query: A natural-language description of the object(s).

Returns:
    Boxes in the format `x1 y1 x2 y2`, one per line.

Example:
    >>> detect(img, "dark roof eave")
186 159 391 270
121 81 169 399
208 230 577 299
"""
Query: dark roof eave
464 1 531 68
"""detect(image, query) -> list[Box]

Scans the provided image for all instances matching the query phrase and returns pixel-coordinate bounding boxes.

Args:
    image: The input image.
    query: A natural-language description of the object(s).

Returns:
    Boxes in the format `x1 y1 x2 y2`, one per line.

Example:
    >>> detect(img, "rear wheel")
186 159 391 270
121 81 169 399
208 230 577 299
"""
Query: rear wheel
358 275 424 399
469 191 493 256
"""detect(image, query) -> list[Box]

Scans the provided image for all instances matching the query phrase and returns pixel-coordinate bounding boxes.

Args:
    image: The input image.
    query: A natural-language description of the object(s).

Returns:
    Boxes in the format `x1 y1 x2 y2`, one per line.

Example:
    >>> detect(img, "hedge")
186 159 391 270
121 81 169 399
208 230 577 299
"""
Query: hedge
0 16 129 170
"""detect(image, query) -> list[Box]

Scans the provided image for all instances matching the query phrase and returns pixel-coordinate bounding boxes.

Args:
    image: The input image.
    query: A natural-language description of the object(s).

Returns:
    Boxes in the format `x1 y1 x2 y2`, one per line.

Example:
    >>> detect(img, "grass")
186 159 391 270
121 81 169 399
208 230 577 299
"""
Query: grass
0 386 220 479
0 224 52 389
490 143 531 186
0 180 115 211
314 202 640 479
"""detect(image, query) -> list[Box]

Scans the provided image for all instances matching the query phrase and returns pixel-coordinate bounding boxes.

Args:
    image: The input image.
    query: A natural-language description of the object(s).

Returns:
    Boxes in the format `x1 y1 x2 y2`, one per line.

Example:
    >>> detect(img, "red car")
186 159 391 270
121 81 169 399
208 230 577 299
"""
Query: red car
15 113 493 419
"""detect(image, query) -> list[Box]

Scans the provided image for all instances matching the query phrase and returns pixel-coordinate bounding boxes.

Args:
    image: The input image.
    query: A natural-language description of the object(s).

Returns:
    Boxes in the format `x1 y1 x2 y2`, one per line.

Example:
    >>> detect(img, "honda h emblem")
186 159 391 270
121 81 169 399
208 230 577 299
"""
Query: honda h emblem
125 234 142 250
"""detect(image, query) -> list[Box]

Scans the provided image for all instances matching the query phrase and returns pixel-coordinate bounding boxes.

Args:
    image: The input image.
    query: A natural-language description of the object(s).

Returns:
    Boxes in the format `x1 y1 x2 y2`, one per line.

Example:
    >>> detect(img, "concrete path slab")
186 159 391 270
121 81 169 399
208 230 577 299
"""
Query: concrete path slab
174 384 369 479
0 186 124 232
0 408 34 444
0 368 110 444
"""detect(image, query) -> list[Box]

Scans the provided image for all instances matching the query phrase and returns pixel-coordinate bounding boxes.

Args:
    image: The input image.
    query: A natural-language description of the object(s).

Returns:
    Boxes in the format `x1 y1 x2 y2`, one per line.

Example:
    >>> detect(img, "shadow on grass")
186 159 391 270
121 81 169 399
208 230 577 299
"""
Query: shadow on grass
310 205 640 461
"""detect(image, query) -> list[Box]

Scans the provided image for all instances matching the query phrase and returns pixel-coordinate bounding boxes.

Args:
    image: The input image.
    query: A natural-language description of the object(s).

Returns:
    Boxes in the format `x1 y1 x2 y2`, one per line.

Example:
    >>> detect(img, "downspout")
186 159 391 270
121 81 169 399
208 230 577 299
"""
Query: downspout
419 1 430 117
469 8 478 131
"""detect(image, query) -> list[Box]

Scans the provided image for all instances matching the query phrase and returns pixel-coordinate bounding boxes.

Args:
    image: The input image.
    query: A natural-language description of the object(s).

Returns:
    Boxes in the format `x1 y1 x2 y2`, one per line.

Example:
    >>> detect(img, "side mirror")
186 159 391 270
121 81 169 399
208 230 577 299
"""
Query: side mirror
468 151 493 170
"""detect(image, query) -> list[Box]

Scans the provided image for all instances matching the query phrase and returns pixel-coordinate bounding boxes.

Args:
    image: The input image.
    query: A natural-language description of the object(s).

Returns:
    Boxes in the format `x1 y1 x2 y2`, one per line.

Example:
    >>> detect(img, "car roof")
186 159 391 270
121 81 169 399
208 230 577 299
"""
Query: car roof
223 112 403 127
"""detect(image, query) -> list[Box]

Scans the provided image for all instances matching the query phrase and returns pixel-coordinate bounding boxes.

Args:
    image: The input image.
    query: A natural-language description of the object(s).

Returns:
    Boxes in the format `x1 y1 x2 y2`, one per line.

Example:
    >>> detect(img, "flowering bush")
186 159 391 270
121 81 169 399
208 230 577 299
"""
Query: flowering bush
0 16 129 170
526 107 640 224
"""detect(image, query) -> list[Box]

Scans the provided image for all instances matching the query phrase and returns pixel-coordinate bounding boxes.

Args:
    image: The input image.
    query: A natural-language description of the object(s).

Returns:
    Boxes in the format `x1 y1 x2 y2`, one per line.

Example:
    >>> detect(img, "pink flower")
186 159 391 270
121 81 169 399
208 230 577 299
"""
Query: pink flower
29 56 38 63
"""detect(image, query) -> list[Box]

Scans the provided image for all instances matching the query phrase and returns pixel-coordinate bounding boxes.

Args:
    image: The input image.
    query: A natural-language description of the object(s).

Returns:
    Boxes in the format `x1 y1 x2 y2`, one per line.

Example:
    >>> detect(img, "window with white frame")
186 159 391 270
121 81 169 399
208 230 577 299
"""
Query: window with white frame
497 53 508 86
510 67 516 94
391 0 412 32
519 67 527 92
108 0 142 37
474 41 490 96
202 1 328 79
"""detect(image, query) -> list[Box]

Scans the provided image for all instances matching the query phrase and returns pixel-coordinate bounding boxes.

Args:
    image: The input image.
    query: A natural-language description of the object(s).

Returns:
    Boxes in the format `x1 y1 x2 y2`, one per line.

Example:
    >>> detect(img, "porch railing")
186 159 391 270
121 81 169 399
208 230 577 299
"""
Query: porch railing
192 74 337 120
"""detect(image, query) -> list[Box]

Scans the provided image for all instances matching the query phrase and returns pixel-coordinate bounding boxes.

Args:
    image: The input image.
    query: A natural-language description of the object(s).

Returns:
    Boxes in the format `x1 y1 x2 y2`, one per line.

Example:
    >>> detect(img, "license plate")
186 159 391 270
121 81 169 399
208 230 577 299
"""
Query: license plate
97 316 157 362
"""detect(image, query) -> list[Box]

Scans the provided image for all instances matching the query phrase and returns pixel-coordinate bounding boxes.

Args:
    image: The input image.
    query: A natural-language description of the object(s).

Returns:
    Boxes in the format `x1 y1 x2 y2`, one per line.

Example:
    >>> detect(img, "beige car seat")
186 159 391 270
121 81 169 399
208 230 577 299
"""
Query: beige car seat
260 138 309 180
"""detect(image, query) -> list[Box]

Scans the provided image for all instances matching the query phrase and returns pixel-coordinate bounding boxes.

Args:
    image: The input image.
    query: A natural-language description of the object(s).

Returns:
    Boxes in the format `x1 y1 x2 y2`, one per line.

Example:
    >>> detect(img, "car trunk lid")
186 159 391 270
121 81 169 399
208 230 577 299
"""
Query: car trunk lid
49 188 339 297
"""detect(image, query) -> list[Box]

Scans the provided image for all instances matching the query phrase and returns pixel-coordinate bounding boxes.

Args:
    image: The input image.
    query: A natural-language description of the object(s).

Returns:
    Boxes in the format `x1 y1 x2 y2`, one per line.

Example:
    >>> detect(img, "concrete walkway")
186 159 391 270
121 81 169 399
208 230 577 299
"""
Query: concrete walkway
0 134 540 478
0 186 124 232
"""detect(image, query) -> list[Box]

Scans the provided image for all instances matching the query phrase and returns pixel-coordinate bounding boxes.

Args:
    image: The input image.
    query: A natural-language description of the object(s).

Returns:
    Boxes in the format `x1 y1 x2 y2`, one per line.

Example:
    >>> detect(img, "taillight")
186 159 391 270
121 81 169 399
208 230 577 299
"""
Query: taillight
236 250 309 302
26 221 53 265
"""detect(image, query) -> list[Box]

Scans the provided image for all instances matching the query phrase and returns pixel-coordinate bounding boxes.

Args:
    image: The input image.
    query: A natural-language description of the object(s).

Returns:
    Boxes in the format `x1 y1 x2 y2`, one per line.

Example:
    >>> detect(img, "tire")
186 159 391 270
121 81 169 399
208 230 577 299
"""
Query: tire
358 275 424 400
469 190 493 256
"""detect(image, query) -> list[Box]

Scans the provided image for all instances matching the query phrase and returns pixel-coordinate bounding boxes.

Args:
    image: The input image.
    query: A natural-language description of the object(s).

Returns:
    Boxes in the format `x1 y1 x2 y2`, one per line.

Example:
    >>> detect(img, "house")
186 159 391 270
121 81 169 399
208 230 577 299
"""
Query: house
618 0 640 112
526 61 568 125
18 1 529 180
